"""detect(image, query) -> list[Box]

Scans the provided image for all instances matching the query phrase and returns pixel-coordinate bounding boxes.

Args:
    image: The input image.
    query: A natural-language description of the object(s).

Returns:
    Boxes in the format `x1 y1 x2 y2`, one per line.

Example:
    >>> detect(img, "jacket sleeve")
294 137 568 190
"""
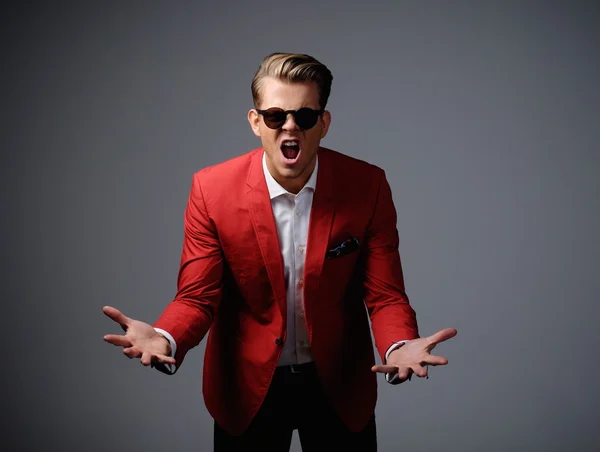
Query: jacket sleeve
152 172 224 373
362 168 420 364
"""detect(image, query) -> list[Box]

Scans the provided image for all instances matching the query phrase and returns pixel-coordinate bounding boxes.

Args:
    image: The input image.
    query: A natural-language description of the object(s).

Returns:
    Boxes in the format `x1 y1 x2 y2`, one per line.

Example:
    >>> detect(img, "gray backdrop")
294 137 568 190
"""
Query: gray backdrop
3 1 599 451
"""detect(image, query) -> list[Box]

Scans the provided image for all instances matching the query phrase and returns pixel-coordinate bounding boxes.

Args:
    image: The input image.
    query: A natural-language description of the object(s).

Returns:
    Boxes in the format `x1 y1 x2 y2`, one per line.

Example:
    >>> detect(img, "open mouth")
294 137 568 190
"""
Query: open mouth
281 140 301 163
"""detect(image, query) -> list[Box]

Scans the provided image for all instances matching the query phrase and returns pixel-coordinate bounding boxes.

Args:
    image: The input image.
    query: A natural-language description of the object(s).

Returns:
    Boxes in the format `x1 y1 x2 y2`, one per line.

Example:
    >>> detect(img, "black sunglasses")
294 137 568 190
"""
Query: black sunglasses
256 107 324 130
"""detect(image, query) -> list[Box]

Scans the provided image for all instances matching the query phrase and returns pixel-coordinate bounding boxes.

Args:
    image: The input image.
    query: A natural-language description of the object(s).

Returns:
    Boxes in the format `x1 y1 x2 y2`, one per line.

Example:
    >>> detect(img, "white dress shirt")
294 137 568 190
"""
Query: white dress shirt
155 151 409 381
262 152 316 366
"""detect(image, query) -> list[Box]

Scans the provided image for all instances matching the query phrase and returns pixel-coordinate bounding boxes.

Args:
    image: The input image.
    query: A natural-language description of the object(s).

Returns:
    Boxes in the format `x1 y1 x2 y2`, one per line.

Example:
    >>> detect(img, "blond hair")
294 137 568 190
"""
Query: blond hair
251 52 333 110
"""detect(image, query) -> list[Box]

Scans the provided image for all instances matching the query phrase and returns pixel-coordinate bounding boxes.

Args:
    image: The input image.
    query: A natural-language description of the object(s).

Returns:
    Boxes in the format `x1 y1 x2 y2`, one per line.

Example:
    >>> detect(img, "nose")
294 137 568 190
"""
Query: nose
281 113 299 131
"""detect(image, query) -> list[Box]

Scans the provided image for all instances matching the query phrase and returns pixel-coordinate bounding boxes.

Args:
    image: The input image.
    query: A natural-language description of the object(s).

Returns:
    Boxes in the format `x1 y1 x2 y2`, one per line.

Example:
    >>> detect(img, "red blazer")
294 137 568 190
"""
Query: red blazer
153 146 419 435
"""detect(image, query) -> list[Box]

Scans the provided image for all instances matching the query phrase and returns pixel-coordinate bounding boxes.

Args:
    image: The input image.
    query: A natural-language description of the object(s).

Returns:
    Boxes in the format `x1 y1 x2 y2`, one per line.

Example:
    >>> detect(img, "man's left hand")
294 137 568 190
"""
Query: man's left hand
371 328 458 382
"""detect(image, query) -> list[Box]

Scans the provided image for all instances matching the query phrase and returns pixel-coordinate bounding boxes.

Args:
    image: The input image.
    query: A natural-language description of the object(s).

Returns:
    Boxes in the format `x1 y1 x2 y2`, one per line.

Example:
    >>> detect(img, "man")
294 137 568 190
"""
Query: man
103 52 457 451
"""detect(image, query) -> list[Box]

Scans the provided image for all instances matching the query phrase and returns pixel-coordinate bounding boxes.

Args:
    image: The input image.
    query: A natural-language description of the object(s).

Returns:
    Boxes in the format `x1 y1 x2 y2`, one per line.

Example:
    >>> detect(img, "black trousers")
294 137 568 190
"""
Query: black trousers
213 362 377 451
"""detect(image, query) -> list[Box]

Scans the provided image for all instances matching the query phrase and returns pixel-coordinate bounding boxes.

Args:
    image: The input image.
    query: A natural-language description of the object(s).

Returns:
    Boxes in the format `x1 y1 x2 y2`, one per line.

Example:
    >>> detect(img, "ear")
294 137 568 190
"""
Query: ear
248 109 261 137
320 110 331 139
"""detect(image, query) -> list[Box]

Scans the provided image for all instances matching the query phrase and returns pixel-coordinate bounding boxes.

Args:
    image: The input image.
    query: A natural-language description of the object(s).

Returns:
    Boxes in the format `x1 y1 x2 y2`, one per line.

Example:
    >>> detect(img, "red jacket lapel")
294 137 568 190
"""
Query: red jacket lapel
244 148 338 342
245 149 287 317
303 148 336 341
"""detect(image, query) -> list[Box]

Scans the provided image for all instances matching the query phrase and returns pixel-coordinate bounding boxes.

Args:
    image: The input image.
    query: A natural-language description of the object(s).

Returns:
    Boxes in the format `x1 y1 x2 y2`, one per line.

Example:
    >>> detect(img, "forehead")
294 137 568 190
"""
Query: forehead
259 77 320 109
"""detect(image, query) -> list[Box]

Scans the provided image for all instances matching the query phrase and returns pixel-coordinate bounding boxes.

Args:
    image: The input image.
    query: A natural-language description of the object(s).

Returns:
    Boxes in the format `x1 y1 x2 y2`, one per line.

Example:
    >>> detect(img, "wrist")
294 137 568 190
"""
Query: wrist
385 340 408 363
388 346 404 360
156 332 171 355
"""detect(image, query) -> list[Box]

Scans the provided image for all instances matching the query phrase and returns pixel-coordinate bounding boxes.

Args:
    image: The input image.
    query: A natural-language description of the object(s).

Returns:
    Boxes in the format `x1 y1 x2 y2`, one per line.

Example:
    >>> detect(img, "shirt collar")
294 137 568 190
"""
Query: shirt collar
262 150 318 199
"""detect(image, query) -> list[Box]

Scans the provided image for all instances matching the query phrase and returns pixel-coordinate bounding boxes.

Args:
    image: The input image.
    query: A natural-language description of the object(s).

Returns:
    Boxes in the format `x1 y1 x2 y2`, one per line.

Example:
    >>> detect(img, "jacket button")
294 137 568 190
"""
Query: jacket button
275 338 283 346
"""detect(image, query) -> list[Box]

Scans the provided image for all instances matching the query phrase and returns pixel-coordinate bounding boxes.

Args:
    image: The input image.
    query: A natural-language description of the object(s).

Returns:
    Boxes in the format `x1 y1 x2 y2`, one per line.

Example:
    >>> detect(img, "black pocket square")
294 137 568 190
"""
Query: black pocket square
326 237 360 259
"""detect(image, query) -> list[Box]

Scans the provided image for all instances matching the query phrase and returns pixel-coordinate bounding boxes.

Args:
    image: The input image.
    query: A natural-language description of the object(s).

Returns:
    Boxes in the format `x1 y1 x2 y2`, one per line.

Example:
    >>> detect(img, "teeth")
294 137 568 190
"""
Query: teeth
283 141 298 147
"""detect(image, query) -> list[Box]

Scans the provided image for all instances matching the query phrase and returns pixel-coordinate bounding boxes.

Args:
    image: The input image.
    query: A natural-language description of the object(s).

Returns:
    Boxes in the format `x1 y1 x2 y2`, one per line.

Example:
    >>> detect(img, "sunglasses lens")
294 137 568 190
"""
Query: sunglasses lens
260 108 321 129
262 109 286 129
294 108 320 129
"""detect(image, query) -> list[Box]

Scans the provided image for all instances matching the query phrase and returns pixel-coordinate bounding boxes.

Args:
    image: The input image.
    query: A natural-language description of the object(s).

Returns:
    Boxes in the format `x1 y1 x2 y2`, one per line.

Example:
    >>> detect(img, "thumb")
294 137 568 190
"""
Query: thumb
427 328 457 345
371 364 397 374
103 306 130 331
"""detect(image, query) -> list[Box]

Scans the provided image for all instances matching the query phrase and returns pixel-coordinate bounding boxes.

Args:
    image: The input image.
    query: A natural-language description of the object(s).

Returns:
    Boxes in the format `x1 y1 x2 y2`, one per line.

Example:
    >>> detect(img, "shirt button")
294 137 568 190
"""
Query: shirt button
300 311 305 318
275 338 283 346
298 279 304 287
298 245 305 252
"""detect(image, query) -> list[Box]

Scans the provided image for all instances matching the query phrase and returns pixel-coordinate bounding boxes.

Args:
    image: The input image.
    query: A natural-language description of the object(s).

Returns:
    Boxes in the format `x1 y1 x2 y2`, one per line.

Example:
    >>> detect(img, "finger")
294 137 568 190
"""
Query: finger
371 364 398 374
103 306 130 331
397 367 412 381
140 352 175 367
140 351 153 366
123 346 142 359
154 354 176 365
412 364 428 378
427 328 457 346
103 334 132 347
422 355 449 366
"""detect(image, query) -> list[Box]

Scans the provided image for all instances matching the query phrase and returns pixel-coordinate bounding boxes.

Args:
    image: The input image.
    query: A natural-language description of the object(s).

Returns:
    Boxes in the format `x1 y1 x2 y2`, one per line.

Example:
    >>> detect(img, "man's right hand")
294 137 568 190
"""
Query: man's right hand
103 305 176 367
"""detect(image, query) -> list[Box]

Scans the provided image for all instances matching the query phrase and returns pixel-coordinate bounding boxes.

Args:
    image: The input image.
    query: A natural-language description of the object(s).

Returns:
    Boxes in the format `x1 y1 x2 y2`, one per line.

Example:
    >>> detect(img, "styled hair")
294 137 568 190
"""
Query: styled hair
251 52 333 110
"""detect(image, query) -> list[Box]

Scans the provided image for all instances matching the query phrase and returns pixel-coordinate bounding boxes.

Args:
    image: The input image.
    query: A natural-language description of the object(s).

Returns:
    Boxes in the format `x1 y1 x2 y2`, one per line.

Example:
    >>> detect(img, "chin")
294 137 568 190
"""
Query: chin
277 167 304 179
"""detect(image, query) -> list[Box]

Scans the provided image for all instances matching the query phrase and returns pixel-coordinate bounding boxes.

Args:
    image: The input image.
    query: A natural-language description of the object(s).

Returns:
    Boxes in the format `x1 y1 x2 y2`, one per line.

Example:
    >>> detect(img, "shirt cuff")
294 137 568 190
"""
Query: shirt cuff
384 340 410 384
154 328 177 374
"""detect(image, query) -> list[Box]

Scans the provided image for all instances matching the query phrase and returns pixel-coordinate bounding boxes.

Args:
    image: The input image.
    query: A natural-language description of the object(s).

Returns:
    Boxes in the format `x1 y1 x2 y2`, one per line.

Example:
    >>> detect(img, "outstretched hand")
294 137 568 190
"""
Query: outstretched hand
372 328 457 382
103 306 175 367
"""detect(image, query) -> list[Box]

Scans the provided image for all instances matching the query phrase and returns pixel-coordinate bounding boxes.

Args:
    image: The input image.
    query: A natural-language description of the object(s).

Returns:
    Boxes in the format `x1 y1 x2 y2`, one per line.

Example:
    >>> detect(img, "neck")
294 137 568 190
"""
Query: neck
267 153 317 195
